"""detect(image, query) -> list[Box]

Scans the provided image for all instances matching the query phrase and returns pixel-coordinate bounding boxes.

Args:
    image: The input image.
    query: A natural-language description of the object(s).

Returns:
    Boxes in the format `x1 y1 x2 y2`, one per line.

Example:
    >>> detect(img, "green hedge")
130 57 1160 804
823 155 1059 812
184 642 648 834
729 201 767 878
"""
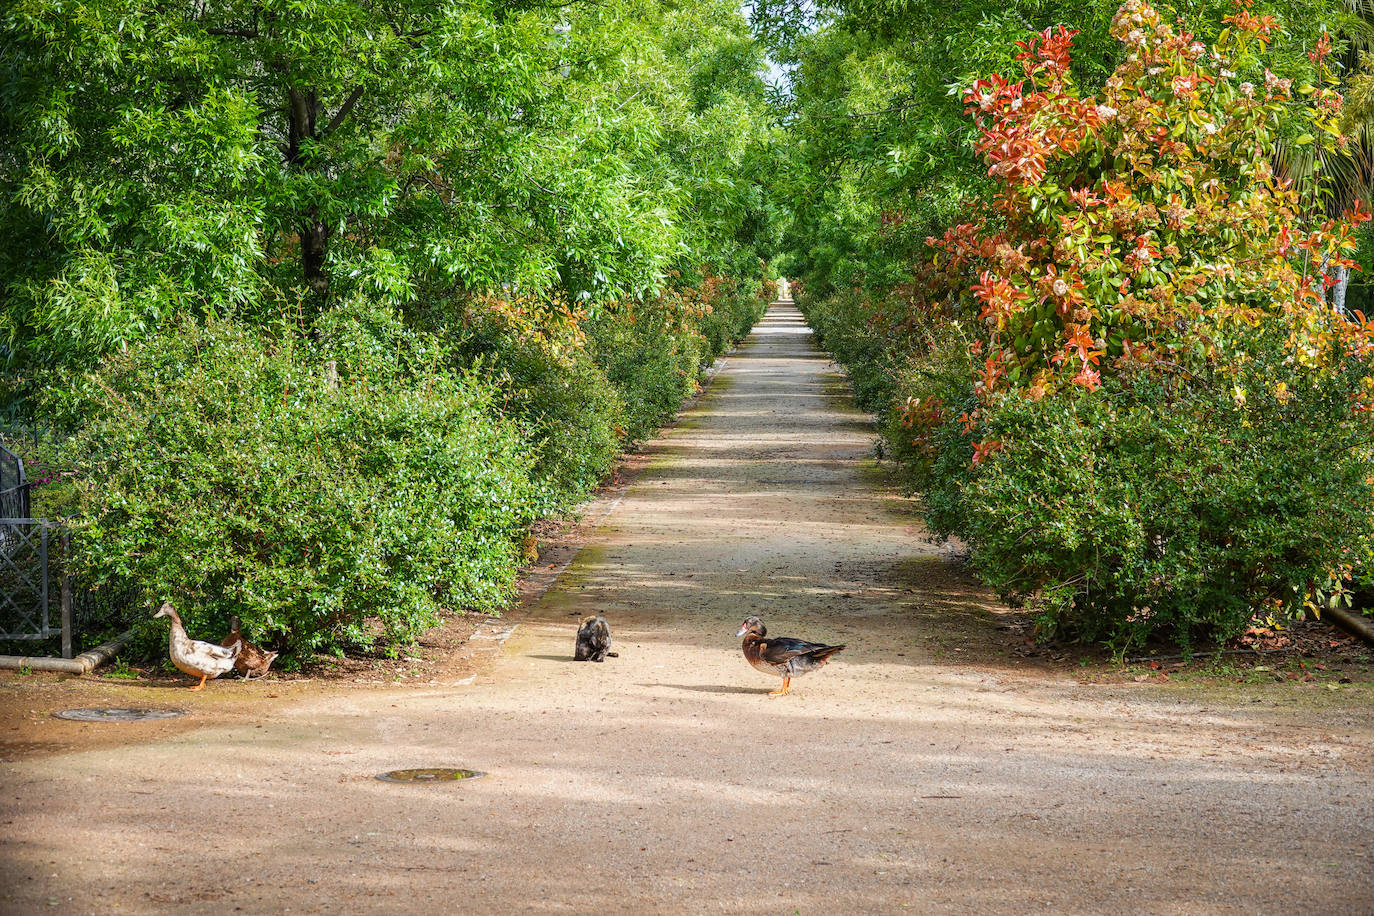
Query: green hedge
801 290 907 414
35 278 771 663
925 366 1374 651
444 301 626 512
589 274 768 442
42 304 544 661
809 287 1374 651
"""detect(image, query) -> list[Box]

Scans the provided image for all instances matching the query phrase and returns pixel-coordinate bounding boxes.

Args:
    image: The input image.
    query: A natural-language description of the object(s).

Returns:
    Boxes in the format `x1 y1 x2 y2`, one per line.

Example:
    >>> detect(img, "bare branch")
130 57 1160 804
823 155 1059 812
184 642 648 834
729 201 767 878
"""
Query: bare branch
322 87 365 138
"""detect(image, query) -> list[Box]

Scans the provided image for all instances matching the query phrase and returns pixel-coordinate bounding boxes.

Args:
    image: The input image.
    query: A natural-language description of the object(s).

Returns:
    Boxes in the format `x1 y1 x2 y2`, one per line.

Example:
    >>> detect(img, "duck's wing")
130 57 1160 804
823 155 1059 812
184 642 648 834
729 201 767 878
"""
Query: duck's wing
757 636 837 665
208 639 238 659
188 638 239 665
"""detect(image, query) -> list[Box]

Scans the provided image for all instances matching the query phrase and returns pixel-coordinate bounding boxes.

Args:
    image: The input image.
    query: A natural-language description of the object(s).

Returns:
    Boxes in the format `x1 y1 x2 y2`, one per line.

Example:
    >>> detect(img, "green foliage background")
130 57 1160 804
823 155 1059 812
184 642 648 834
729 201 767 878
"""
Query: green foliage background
2 0 777 662
771 0 1374 650
11 0 1368 661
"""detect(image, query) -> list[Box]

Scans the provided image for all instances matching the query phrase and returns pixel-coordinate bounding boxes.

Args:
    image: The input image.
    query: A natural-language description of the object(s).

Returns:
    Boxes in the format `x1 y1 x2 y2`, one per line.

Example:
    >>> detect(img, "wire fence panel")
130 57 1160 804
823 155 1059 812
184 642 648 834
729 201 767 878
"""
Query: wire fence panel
0 436 140 656
0 518 57 642
0 442 30 521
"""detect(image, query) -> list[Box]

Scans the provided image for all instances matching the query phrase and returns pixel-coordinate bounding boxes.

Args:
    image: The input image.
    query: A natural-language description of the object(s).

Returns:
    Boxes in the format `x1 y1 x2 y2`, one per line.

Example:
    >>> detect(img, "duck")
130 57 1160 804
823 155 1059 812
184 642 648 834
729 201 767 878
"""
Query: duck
221 615 278 679
736 616 845 696
153 602 240 690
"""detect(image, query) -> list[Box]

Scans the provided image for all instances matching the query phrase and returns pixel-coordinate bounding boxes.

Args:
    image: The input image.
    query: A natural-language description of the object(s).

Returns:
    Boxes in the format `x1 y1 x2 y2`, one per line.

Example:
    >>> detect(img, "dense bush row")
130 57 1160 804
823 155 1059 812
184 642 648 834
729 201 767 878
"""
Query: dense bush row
811 289 1374 653
34 279 769 662
787 1 1374 652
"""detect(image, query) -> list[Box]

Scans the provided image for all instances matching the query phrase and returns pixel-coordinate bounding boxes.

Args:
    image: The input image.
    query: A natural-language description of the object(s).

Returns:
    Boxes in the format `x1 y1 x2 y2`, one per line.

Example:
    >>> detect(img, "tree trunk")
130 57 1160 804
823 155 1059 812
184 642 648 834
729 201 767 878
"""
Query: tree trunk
1322 604 1374 647
287 88 331 302
300 212 330 300
1333 264 1351 317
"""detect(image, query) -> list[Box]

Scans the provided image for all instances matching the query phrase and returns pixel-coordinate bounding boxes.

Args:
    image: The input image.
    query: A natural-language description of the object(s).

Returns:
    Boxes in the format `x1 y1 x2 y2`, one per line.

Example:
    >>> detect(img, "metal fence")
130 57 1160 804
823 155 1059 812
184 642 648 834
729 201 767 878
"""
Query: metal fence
0 518 71 654
0 441 29 520
0 436 140 658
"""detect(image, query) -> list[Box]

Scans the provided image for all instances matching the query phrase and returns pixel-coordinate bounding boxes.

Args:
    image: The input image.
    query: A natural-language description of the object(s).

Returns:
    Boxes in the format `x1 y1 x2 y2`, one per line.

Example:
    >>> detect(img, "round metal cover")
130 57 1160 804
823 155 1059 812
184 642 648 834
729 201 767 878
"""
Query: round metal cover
376 767 486 783
55 707 187 722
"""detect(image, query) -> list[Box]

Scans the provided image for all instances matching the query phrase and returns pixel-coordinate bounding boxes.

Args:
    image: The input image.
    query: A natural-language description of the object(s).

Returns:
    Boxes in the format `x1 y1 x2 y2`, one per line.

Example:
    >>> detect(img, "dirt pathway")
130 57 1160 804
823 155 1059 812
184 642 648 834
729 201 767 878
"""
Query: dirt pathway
3 305 1373 914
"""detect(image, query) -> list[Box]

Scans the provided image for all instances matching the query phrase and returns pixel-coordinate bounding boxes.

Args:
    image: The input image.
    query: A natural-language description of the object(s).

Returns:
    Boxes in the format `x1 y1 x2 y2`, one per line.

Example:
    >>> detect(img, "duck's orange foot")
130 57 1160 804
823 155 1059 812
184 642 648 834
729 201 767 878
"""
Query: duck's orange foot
768 678 791 697
189 676 207 691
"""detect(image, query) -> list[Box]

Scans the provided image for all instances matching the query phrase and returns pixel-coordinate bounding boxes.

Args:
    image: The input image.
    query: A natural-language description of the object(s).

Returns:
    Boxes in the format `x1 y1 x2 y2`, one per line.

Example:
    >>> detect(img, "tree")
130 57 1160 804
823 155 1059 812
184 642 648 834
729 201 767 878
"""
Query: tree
1 0 779 382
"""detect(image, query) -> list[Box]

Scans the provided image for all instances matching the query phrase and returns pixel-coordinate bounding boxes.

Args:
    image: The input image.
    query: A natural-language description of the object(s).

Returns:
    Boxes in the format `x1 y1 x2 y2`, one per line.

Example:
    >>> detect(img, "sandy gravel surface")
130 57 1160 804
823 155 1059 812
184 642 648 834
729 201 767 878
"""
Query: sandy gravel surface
2 305 1373 914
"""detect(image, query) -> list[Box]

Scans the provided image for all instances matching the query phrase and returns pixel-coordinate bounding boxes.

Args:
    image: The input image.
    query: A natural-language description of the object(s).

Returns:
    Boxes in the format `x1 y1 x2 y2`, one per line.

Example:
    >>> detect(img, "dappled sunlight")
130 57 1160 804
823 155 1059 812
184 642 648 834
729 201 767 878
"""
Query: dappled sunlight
7 673 1369 911
6 305 1372 913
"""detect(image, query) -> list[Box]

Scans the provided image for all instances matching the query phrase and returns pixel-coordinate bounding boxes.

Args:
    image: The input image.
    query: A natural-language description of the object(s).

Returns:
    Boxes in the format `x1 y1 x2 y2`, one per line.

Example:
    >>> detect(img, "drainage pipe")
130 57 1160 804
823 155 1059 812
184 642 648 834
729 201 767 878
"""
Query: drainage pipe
0 629 135 674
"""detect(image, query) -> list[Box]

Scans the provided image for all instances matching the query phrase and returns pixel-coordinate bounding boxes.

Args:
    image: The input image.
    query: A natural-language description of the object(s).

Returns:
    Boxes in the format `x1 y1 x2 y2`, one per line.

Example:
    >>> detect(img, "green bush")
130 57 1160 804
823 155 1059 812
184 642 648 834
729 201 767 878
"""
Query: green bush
31 272 770 664
800 290 906 413
431 297 627 511
588 274 767 442
878 321 976 487
696 275 770 364
808 284 1374 651
588 307 702 443
921 351 1374 651
42 303 543 661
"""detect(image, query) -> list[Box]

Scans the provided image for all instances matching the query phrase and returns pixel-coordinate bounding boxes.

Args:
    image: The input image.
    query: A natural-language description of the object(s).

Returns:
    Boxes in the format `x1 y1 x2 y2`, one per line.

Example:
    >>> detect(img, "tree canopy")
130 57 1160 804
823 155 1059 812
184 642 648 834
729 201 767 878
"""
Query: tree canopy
6 0 1374 658
2 0 780 376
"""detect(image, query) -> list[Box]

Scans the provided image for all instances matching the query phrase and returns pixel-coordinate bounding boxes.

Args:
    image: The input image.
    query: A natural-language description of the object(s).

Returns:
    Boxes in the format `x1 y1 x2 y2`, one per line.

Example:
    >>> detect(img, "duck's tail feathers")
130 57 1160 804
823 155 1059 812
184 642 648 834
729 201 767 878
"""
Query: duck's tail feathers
807 644 845 662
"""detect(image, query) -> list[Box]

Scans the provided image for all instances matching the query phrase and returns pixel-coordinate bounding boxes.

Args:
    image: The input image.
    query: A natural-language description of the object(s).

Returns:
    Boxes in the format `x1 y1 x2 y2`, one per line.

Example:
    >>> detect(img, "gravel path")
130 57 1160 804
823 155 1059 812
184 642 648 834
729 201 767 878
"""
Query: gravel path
2 304 1372 914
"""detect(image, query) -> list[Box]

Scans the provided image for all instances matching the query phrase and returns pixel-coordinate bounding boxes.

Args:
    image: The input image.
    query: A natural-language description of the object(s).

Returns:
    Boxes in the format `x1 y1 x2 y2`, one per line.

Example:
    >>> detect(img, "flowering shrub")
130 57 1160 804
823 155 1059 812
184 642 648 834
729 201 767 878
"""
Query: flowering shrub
929 1 1369 412
902 1 1374 648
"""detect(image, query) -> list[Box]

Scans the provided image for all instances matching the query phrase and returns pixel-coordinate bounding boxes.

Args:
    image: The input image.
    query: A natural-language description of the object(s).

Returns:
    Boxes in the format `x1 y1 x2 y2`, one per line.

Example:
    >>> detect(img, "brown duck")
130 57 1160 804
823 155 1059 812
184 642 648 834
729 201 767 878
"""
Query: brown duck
221 616 278 679
736 616 845 696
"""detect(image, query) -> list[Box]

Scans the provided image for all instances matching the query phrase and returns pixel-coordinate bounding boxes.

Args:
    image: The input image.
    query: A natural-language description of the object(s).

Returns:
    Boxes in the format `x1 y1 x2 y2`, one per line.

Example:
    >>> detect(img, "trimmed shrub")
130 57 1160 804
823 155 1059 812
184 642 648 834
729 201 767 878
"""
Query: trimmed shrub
695 274 770 362
41 303 543 661
435 295 627 511
588 305 703 443
33 270 771 664
589 272 768 442
799 290 900 413
918 338 1374 650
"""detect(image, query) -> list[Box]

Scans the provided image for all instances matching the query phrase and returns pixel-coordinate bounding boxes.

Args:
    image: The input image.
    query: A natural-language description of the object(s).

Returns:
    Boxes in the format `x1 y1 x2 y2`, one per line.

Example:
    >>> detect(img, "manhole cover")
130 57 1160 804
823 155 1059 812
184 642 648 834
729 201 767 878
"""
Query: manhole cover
54 707 187 722
376 768 486 783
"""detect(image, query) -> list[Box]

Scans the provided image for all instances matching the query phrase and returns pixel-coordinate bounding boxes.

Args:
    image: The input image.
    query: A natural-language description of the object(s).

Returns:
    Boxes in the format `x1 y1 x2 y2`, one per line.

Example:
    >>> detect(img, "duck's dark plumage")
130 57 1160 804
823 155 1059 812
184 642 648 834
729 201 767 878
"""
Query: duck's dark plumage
736 616 844 696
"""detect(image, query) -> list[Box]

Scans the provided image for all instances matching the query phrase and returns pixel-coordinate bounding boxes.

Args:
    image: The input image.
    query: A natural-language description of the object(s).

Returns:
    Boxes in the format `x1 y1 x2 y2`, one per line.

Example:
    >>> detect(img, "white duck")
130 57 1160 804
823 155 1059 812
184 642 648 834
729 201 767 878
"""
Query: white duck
153 602 240 690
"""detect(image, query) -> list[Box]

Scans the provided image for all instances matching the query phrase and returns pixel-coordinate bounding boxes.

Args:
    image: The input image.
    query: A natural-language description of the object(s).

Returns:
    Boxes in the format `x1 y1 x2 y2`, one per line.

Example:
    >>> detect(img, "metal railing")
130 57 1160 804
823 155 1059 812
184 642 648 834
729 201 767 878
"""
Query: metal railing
0 518 71 655
0 442 29 520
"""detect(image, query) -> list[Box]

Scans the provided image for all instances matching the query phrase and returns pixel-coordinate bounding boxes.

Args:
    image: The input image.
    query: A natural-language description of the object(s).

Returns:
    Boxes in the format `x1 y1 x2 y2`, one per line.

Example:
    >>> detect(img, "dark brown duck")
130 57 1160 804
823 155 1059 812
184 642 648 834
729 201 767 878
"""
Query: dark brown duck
736 616 845 696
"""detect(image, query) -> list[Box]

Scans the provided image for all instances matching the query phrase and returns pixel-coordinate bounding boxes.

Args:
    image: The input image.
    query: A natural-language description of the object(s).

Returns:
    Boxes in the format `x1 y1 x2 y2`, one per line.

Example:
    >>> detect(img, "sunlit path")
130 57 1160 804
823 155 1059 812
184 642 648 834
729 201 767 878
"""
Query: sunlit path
3 305 1372 913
